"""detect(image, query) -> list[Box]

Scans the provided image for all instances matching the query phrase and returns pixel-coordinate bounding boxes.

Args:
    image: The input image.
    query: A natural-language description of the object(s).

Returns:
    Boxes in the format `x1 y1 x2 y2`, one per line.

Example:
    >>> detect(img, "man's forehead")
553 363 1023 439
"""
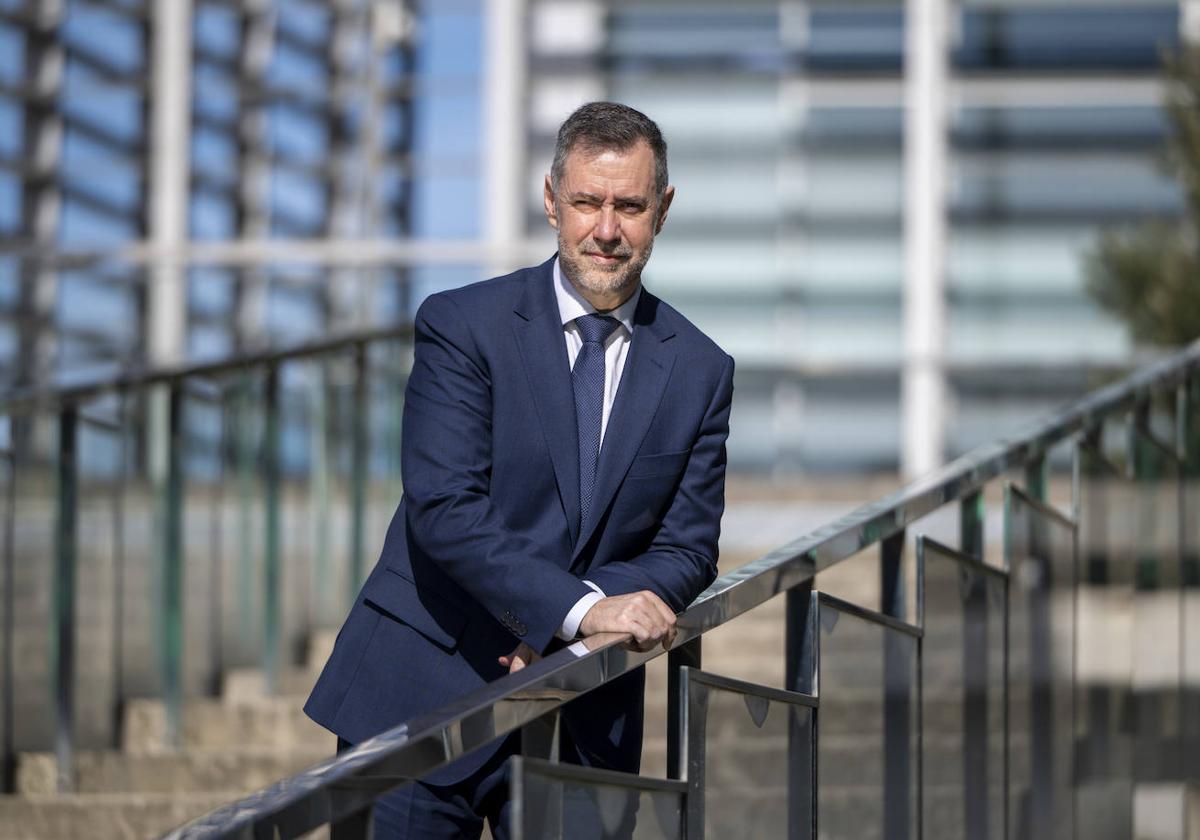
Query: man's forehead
559 142 656 192
563 141 654 173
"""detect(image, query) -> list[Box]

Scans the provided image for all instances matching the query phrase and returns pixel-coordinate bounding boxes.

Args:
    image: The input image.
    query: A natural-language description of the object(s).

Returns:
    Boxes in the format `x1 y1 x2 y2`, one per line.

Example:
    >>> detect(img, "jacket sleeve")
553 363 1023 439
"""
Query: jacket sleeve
401 292 592 653
584 353 734 612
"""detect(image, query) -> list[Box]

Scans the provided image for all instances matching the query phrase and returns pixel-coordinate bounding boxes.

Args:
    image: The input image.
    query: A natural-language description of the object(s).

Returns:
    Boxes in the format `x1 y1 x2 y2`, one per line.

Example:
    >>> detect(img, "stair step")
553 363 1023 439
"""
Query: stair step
0 792 236 840
123 697 333 754
220 667 320 704
16 749 330 795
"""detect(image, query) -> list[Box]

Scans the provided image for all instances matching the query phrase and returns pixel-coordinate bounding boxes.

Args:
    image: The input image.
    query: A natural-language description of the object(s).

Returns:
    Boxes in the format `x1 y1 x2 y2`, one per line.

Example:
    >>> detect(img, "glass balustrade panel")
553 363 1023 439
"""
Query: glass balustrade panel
513 758 684 840
815 596 918 840
1005 485 1076 840
689 673 814 839
920 538 1006 840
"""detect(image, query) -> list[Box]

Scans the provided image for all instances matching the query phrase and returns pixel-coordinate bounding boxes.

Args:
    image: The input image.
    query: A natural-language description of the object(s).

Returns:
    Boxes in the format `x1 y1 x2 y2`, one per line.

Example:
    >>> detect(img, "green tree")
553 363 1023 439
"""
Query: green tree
1085 46 1200 347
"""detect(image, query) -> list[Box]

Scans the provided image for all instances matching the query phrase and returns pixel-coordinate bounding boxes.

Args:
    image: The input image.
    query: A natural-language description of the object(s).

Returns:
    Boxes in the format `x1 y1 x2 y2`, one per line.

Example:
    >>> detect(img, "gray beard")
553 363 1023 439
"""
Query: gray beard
557 229 653 302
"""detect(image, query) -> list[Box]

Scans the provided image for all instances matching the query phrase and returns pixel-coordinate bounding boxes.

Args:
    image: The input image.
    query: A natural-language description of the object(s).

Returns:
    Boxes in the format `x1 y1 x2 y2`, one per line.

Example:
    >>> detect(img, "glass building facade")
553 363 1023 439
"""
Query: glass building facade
524 0 1182 472
0 0 1187 474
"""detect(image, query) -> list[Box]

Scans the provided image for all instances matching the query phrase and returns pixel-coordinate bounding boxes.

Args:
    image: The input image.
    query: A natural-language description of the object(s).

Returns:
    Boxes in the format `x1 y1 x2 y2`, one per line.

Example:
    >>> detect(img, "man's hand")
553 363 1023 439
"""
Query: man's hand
578 591 677 652
499 642 539 674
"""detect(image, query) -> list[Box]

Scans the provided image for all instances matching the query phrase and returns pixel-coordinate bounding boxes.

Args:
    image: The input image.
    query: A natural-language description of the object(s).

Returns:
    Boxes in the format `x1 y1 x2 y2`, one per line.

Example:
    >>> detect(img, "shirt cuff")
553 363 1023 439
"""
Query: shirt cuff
557 581 605 640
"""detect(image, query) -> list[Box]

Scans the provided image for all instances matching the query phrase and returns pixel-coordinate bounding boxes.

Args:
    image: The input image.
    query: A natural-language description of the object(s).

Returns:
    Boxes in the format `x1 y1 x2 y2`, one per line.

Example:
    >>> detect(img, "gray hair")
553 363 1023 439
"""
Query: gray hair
550 101 669 198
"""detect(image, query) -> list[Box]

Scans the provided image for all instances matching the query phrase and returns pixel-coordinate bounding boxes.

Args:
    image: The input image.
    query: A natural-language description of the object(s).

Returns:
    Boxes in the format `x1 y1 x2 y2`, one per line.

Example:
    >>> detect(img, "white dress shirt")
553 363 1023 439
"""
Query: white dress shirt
553 257 642 640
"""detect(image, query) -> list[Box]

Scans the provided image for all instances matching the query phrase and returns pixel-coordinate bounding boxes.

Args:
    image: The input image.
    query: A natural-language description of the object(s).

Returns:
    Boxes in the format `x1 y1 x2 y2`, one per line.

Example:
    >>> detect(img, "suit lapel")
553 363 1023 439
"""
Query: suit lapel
574 291 676 559
512 258 581 547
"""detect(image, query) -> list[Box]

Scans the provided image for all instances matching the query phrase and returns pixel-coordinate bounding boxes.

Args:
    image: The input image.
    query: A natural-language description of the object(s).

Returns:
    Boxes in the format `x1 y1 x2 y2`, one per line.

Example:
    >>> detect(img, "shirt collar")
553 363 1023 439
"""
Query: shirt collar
553 256 640 335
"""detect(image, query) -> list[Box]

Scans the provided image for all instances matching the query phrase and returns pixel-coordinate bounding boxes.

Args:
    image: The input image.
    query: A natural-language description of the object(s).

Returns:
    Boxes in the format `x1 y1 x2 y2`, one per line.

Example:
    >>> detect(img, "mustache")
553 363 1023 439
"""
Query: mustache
580 241 633 258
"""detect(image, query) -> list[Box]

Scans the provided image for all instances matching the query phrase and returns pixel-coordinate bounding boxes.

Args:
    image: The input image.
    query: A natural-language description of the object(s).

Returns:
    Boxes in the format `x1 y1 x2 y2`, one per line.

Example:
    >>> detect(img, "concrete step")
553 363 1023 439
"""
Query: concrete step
220 667 320 704
219 632 335 703
16 748 330 795
123 697 333 754
0 792 236 840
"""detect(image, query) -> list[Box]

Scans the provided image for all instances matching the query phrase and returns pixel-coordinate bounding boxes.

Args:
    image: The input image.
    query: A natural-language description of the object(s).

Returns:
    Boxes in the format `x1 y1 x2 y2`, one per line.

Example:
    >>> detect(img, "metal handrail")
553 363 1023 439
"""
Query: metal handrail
0 323 413 414
0 321 419 795
164 339 1200 838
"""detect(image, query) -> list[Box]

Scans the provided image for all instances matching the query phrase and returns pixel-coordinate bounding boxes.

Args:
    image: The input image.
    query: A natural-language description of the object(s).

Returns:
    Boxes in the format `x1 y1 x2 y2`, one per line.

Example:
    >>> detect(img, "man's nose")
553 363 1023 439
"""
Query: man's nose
594 206 620 244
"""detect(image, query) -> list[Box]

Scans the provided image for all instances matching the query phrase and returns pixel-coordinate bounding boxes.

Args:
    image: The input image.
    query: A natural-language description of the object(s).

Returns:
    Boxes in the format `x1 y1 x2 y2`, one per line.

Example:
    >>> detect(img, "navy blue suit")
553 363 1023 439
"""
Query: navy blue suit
305 255 734 784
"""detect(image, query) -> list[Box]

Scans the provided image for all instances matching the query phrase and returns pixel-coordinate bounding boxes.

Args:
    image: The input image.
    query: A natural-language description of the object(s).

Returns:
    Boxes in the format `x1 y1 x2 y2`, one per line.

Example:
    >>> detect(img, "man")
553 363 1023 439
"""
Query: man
305 101 734 838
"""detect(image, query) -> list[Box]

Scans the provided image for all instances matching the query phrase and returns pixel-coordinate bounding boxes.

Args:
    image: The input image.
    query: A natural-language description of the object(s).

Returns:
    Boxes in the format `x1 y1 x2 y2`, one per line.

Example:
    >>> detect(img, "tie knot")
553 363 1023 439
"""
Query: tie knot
575 314 619 345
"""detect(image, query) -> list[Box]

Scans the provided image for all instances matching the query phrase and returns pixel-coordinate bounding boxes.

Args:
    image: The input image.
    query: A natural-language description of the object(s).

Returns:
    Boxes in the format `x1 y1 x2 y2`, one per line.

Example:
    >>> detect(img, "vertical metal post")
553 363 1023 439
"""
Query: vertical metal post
1023 451 1055 837
263 365 282 695
786 581 816 840
53 407 78 791
959 491 989 838
667 637 701 780
1130 402 1181 780
1181 370 1200 779
235 372 256 646
348 345 368 606
206 389 225 696
960 489 984 559
310 362 331 629
880 529 912 838
881 528 907 620
1021 487 1055 838
2 441 17 791
111 394 128 743
1025 453 1047 505
157 385 184 749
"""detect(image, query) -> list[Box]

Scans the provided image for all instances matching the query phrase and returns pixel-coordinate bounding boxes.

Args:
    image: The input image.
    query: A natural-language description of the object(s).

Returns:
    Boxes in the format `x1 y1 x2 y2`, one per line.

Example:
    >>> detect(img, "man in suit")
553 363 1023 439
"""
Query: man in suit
305 101 734 838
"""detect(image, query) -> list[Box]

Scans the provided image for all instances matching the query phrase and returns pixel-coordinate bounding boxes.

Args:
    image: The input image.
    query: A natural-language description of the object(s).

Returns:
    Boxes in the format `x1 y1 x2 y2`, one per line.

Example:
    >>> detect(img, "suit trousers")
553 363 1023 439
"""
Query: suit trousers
334 732 519 840
332 727 640 839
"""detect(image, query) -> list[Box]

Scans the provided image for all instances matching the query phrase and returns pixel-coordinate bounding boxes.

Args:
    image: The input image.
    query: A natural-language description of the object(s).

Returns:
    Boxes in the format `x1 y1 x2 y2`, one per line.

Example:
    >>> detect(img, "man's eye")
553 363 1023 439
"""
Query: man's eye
618 203 645 214
574 201 599 211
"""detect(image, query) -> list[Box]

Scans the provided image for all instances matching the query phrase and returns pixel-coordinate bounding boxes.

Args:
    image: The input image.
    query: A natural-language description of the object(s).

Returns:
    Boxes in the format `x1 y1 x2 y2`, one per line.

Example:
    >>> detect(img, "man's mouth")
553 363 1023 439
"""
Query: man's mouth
584 252 628 264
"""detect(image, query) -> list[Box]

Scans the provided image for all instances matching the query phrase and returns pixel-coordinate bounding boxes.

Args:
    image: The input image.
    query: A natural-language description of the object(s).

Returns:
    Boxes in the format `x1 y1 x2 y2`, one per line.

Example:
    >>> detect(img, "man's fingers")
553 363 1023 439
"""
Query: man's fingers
499 643 538 674
579 591 680 643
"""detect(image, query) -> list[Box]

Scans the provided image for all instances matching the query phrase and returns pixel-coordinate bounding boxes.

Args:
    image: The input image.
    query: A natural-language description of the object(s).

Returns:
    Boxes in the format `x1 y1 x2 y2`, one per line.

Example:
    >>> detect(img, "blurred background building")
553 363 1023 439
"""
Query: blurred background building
0 0 1183 479
1 3 1198 837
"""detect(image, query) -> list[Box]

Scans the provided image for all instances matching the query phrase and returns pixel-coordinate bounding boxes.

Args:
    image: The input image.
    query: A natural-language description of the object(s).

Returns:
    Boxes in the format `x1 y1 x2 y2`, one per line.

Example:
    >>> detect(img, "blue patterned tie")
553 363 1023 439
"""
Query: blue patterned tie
572 314 619 527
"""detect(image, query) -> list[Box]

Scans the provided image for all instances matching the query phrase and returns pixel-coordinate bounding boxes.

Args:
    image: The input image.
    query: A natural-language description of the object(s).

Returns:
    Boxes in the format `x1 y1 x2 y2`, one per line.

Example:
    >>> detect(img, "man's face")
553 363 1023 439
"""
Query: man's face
544 140 674 304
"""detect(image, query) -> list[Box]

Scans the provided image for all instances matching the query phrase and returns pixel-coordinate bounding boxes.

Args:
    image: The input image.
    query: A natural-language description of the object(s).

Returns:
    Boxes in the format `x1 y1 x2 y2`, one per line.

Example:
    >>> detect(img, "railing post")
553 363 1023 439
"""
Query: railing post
1181 368 1200 779
234 372 256 652
205 389 224 697
879 529 912 839
348 343 368 607
111 394 129 740
310 361 332 629
263 364 281 695
960 489 983 559
881 528 906 619
155 384 184 749
1130 400 1183 782
1025 453 1047 504
667 637 701 780
53 407 78 790
958 489 988 837
786 581 815 840
1 441 15 792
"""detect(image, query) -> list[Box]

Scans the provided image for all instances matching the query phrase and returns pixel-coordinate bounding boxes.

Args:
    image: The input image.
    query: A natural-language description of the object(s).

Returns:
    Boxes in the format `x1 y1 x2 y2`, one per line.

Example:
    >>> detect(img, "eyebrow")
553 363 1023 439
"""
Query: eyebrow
567 191 648 207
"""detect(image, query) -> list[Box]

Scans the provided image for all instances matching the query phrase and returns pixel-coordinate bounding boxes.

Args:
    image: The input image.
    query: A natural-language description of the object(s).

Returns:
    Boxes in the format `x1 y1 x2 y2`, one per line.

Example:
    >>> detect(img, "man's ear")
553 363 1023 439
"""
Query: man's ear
543 175 558 230
654 186 675 234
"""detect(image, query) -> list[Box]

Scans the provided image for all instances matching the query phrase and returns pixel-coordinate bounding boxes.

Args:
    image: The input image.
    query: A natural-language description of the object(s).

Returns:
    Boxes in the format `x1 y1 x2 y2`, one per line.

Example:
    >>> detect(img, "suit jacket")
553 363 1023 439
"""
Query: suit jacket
304 255 734 782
